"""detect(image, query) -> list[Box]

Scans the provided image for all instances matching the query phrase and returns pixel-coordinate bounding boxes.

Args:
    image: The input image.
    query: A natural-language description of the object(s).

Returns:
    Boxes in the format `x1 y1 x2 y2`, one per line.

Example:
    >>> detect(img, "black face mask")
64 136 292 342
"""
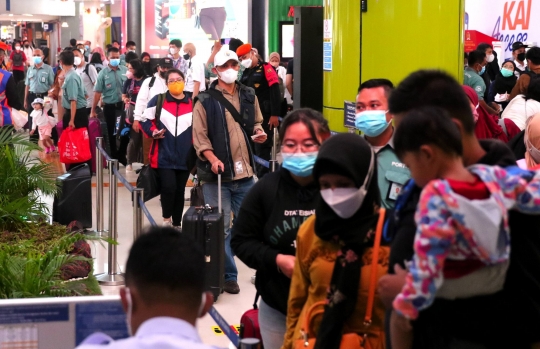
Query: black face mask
159 71 166 78
24 44 29 48
518 52 526 61
183 53 190 60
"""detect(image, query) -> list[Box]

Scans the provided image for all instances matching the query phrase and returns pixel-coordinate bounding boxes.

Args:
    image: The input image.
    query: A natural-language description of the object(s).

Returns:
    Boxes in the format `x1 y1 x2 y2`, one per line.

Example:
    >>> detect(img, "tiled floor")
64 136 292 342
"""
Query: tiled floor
42 155 257 348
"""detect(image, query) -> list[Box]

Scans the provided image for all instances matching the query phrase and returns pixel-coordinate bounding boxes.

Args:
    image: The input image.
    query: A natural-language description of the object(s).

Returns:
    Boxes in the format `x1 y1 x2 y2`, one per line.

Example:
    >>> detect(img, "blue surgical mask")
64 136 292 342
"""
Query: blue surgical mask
33 56 42 65
501 68 514 78
282 151 318 177
85 45 90 51
110 58 120 67
354 110 390 137
479 66 486 75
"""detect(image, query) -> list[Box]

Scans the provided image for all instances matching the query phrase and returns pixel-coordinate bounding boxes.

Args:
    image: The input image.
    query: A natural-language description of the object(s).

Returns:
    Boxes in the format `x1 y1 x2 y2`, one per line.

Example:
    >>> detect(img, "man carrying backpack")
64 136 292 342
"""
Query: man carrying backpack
9 43 26 84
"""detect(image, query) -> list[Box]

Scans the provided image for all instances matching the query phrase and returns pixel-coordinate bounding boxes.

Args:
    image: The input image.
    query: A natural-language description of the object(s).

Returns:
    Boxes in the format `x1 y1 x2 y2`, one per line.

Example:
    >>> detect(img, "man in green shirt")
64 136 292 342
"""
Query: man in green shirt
90 46 127 159
24 48 54 113
60 50 89 168
464 50 500 116
355 79 410 209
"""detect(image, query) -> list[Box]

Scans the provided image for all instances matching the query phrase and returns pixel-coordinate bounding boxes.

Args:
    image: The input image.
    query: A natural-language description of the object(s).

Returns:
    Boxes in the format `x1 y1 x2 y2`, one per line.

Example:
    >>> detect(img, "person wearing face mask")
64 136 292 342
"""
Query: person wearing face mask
24 49 55 118
22 40 34 68
120 41 137 67
512 41 528 77
91 46 127 159
182 43 206 99
231 109 330 349
510 47 540 102
193 49 267 294
122 59 147 172
269 52 291 112
489 60 517 109
282 133 387 349
237 42 282 178
140 69 193 228
133 57 171 165
9 42 26 84
464 50 501 116
75 226 219 349
84 40 92 61
168 39 188 75
476 43 498 84
73 48 98 116
355 79 410 210
140 52 153 76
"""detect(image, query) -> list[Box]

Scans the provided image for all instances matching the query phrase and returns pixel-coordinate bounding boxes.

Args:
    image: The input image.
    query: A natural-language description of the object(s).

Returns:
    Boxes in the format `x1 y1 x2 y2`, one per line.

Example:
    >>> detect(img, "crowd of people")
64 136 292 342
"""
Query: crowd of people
1 34 540 349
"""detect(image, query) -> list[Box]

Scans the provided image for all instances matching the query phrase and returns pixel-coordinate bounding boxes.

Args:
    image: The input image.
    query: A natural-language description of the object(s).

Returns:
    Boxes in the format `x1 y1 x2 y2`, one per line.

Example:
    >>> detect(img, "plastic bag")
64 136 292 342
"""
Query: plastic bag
59 127 92 164
11 109 28 130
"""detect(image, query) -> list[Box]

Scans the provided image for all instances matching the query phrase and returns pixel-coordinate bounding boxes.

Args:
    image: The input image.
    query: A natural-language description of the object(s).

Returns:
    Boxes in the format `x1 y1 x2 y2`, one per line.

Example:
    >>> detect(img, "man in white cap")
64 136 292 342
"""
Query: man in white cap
192 49 266 295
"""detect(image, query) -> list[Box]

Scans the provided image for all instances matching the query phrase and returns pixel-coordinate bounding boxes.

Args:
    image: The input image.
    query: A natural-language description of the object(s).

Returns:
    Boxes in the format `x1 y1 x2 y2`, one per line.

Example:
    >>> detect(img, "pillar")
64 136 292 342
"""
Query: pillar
127 0 142 54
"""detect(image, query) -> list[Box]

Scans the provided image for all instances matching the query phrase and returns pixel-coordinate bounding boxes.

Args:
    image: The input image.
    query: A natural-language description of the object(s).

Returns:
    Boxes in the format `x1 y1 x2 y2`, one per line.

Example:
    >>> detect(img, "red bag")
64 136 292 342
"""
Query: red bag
240 294 263 345
59 127 92 164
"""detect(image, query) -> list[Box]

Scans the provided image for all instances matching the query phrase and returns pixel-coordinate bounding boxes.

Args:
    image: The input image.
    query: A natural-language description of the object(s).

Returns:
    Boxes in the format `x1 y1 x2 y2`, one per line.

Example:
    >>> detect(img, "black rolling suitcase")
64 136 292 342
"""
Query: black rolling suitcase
53 164 92 228
95 107 111 157
182 174 225 302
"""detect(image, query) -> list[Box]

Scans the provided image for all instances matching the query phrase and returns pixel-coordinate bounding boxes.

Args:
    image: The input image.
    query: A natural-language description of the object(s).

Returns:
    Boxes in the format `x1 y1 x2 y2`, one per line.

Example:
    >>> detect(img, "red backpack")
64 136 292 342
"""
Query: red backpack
239 294 263 345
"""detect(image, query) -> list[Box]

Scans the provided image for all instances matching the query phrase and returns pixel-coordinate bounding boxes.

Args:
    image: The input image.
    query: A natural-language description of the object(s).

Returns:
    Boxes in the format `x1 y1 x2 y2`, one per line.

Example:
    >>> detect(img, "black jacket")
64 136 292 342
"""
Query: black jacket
231 168 318 314
387 139 540 348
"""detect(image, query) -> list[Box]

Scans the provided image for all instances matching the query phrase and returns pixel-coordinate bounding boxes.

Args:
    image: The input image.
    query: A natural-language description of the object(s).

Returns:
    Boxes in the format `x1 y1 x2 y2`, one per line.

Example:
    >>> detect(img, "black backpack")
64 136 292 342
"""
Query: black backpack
12 52 23 67
83 64 94 84
90 63 102 74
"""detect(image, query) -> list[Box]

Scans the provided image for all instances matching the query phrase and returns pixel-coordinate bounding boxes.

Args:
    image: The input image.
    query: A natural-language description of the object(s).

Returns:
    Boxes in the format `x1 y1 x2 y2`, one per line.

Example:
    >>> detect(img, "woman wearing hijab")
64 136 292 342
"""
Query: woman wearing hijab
282 133 387 349
462 85 509 142
491 60 517 109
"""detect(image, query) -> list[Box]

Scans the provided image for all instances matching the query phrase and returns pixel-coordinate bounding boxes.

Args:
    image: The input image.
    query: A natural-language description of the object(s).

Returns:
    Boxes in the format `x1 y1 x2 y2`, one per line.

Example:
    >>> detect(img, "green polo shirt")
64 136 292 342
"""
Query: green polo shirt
25 63 55 94
93 65 127 104
374 136 411 209
464 66 486 101
62 68 87 110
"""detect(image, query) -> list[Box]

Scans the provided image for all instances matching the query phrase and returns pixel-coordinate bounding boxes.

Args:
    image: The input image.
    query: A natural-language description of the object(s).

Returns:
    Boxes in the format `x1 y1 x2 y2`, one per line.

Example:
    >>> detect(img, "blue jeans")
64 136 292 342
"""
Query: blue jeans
259 299 287 349
202 177 254 282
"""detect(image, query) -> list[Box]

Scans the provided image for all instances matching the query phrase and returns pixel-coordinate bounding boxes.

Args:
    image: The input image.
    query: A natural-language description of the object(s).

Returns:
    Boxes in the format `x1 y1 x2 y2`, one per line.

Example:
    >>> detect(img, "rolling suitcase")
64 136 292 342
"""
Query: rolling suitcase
88 118 107 174
53 164 92 228
182 173 225 302
95 107 111 157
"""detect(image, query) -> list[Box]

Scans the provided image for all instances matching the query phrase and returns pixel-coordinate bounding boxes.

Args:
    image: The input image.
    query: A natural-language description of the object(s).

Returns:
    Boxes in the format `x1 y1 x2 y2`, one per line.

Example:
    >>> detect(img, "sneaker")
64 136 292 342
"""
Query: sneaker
162 220 172 227
223 280 240 294
45 148 51 154
173 226 182 232
126 165 133 172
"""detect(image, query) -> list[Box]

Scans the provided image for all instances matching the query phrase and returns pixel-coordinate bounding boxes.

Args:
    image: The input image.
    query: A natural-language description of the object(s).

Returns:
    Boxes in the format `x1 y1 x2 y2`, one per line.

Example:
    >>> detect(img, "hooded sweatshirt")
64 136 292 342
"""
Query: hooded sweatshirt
231 168 318 314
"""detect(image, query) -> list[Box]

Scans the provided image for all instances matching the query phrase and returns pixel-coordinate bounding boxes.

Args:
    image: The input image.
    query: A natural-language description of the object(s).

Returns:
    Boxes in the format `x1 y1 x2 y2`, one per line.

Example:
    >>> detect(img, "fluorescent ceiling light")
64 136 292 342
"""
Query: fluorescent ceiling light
22 14 33 16
61 21 69 27
8 14 13 17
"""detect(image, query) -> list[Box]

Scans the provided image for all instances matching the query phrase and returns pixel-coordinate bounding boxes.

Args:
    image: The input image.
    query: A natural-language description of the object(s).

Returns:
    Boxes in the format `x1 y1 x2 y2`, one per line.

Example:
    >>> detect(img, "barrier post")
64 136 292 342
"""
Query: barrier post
132 188 144 240
97 159 125 286
269 127 278 172
95 137 105 236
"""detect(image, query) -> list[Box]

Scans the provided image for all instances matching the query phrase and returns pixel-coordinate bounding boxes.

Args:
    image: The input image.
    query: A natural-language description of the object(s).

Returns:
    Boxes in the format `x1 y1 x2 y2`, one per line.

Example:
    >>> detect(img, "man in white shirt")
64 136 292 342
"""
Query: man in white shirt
76 226 222 349
73 48 98 115
22 39 34 67
182 43 206 99
512 41 528 77
132 57 171 164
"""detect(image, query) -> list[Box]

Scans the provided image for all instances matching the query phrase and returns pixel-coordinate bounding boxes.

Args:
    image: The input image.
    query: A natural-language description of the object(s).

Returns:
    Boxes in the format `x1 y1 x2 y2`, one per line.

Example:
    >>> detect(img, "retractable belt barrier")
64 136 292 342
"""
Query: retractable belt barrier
94 138 242 347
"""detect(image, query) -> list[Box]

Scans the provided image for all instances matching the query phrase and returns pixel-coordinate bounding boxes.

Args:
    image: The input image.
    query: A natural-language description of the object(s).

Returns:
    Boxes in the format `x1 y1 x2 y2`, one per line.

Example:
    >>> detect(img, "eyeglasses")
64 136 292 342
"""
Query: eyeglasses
168 78 184 83
281 141 320 153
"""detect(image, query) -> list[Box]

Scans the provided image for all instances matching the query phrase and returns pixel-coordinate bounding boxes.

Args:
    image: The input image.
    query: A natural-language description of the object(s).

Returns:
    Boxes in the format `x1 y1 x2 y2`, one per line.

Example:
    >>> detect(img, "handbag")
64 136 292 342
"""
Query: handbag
190 175 205 207
295 209 387 349
239 293 263 344
11 109 28 130
58 127 92 164
136 164 161 202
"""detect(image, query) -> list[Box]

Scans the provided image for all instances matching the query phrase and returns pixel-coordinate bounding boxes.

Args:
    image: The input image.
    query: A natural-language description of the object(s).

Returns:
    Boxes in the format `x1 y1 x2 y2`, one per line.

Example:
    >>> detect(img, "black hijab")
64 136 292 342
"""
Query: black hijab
494 61 518 95
312 133 381 349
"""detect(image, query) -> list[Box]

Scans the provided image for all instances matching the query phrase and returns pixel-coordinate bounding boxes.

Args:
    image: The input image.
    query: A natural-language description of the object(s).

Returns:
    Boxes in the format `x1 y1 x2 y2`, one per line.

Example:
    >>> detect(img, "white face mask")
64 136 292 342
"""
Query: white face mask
170 47 179 55
218 68 239 84
487 53 495 63
124 287 133 336
320 150 374 219
74 56 82 66
241 58 253 69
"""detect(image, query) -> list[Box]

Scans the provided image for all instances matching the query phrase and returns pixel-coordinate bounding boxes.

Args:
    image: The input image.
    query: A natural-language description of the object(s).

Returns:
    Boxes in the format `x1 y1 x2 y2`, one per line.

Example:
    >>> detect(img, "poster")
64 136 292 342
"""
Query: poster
465 0 538 60
143 0 249 59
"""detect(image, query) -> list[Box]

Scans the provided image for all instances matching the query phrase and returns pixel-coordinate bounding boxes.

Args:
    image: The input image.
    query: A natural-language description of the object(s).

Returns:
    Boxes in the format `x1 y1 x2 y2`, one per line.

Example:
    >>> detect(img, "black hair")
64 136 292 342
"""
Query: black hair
476 42 493 52
107 47 120 55
141 52 151 60
464 52 469 60
106 44 113 51
59 50 74 66
112 40 120 45
389 70 475 134
279 108 330 146
129 59 146 79
125 226 205 305
525 78 540 102
76 43 85 49
125 51 138 64
169 39 182 48
165 68 185 82
90 52 102 64
126 41 136 48
467 50 486 67
394 106 463 159
358 78 394 98
526 47 540 65
70 38 77 47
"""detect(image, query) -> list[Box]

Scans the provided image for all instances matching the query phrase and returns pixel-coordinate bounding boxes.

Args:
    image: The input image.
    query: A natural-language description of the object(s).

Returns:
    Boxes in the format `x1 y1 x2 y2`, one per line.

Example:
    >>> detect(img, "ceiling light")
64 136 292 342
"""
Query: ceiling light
8 14 13 17
23 14 33 17
61 21 69 28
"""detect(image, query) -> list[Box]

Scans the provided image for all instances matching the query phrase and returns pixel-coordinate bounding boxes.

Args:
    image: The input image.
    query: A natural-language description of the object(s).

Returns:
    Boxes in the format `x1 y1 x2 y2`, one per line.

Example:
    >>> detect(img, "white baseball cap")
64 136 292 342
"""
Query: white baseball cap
31 98 44 107
214 49 239 67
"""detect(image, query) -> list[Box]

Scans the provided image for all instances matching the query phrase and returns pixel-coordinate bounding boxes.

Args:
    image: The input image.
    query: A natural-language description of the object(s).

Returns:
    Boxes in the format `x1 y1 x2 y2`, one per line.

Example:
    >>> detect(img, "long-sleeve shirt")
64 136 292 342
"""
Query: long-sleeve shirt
30 107 52 129
393 165 540 320
133 73 168 122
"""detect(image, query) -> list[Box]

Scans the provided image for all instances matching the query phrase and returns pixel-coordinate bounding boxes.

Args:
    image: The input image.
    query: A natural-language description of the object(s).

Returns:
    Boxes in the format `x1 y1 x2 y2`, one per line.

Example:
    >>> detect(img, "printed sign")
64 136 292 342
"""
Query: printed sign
344 101 356 128
323 41 332 71
0 304 69 324
75 302 128 345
